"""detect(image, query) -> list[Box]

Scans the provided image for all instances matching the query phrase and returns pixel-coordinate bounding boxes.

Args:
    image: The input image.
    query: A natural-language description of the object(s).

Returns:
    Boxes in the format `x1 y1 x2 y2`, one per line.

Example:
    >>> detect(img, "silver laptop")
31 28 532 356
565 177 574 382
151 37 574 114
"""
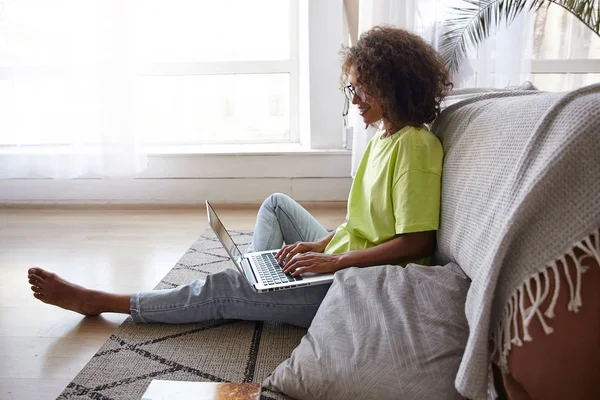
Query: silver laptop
206 201 334 293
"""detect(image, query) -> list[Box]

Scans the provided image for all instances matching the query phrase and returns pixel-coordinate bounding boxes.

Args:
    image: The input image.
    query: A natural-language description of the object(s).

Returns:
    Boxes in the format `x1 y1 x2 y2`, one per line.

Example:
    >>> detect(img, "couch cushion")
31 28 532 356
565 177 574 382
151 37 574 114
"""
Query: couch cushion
263 264 470 400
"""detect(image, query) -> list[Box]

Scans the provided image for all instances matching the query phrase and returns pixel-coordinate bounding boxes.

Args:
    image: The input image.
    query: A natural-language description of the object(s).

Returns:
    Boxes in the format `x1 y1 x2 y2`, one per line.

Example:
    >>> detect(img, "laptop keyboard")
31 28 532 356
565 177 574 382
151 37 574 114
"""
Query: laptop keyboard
252 253 303 286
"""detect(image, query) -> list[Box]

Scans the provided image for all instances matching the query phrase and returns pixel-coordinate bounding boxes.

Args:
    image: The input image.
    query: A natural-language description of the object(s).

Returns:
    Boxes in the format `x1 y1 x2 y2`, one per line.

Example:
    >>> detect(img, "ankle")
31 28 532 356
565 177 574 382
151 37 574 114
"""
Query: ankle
78 291 101 315
84 291 130 315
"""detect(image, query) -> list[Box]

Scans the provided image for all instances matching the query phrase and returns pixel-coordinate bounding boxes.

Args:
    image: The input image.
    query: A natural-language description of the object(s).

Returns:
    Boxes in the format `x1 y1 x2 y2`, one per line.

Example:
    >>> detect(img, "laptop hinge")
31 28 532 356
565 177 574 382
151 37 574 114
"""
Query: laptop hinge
239 257 259 286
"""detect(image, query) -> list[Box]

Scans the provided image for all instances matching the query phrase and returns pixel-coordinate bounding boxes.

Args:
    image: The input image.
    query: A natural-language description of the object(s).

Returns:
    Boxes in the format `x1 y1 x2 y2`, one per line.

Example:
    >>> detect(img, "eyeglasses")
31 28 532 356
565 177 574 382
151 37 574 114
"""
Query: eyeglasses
343 83 368 102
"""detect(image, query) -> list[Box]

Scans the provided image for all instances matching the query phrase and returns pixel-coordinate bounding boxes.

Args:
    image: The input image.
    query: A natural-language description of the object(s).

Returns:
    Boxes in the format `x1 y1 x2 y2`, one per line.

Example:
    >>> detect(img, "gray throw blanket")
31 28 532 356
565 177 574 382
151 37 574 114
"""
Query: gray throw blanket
431 84 600 399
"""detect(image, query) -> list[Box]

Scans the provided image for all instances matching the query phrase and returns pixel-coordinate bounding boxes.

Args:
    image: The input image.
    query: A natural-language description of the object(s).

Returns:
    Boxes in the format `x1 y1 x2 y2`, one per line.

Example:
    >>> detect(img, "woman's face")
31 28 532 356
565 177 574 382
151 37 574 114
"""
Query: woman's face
348 66 384 125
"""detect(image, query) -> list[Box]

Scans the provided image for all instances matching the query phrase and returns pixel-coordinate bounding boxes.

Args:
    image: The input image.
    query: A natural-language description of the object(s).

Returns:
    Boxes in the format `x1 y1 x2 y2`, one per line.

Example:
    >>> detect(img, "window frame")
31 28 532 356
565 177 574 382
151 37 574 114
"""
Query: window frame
0 0 302 147
137 0 300 145
531 59 600 74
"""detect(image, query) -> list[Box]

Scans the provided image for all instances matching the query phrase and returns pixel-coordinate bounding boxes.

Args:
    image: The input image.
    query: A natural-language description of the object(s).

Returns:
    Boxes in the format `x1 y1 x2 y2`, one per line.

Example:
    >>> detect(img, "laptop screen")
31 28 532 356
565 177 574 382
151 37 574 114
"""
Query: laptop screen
206 201 244 262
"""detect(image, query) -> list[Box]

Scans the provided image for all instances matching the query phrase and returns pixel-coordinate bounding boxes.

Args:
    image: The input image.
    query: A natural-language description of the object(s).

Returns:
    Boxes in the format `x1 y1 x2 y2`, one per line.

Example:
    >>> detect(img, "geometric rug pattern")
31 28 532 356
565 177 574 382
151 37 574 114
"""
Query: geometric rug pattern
58 231 300 399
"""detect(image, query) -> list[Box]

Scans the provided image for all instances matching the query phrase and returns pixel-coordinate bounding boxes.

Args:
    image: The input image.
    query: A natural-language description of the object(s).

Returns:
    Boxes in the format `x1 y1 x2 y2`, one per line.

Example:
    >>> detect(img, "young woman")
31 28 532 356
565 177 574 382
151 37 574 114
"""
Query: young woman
28 27 452 328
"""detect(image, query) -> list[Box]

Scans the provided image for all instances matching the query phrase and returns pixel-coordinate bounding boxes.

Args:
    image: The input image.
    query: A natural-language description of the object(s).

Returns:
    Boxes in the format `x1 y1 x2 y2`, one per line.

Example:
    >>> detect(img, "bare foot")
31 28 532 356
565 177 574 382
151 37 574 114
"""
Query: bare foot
28 268 102 316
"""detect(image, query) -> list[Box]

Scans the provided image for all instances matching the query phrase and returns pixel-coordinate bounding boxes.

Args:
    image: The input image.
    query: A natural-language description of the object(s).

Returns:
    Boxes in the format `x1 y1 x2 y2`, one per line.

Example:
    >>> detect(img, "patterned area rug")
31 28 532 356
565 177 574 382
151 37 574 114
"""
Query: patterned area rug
59 231 301 400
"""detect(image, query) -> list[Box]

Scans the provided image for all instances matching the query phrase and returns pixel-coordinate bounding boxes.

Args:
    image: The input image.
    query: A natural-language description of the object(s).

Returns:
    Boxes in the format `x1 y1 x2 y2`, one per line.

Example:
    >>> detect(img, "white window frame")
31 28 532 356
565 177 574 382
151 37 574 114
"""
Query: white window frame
304 0 345 149
138 0 346 150
137 0 300 145
467 59 600 76
0 0 346 151
0 0 303 147
531 59 600 74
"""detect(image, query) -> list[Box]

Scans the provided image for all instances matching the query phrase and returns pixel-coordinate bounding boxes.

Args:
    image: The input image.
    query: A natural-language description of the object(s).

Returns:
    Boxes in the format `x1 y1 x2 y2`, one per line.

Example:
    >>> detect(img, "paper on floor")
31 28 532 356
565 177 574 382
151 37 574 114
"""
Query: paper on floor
141 380 261 400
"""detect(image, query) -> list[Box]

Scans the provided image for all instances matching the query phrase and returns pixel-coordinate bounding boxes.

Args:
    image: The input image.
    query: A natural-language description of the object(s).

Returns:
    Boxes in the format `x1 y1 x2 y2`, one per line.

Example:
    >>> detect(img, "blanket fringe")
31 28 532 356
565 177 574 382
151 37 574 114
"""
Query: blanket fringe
492 228 600 374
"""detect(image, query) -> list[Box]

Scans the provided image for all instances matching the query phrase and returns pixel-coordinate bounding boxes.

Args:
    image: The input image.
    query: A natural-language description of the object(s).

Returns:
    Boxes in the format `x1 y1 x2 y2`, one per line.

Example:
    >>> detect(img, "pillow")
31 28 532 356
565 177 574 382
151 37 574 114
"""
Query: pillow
263 263 470 400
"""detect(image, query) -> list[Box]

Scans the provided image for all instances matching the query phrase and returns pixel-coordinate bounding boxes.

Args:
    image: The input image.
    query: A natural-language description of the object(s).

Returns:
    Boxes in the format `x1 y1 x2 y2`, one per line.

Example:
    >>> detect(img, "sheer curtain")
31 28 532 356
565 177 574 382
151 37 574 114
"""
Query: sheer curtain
346 0 533 175
0 0 147 179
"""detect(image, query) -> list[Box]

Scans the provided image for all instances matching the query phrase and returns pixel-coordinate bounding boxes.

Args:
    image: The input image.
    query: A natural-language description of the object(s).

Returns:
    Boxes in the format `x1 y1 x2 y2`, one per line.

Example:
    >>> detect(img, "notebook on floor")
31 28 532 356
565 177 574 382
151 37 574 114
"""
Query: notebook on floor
141 380 261 400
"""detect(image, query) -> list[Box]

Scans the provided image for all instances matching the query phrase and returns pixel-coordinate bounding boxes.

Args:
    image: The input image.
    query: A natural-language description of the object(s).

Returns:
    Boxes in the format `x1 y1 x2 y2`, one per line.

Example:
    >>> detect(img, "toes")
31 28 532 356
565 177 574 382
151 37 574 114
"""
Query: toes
28 267 44 278
28 276 43 286
33 292 45 301
31 285 41 293
28 271 43 281
28 268 55 286
29 268 52 280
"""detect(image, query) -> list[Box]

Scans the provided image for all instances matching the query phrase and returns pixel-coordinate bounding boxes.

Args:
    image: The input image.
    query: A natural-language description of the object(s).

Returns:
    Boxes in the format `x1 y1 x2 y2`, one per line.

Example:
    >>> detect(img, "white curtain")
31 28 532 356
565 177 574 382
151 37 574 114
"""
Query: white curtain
0 0 147 179
346 0 533 176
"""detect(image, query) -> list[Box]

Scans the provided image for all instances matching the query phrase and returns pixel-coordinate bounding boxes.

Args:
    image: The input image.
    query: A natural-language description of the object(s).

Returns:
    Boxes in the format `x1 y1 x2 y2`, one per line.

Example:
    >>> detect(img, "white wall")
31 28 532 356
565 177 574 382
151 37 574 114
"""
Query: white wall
307 0 345 149
0 152 352 203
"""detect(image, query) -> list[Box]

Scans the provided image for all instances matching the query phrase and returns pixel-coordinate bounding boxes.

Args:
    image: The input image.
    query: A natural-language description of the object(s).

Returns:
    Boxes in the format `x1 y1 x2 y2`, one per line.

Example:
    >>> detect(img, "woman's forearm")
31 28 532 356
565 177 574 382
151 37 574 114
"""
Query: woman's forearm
335 230 435 269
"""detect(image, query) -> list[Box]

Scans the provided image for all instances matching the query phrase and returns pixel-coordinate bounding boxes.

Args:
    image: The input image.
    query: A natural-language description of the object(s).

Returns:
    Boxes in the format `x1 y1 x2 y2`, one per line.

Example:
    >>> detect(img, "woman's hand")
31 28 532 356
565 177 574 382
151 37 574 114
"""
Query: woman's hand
281 252 342 276
275 241 327 266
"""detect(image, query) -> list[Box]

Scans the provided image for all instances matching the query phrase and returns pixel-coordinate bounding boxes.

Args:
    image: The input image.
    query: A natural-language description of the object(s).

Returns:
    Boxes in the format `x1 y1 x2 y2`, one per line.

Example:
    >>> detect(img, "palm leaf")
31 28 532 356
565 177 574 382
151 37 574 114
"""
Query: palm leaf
440 0 600 74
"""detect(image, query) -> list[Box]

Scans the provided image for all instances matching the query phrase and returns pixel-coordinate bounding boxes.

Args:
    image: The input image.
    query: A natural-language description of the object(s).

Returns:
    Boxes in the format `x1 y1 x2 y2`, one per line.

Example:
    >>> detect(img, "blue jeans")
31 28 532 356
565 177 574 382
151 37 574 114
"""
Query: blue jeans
130 193 331 328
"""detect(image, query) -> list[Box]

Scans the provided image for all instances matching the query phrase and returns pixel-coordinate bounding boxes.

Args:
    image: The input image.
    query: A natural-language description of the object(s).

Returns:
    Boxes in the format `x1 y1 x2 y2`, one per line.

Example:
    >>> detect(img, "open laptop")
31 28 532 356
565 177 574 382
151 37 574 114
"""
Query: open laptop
206 201 334 293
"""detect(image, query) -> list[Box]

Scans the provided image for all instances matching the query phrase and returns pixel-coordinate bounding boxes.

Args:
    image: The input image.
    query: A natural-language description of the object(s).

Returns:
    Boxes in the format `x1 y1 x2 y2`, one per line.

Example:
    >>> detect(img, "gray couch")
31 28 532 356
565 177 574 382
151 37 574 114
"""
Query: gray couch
263 83 600 400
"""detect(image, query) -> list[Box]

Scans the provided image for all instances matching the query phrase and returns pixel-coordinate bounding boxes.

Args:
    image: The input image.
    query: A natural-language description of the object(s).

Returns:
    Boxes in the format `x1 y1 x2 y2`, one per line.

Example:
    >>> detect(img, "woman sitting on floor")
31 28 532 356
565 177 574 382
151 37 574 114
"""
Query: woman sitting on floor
28 26 452 328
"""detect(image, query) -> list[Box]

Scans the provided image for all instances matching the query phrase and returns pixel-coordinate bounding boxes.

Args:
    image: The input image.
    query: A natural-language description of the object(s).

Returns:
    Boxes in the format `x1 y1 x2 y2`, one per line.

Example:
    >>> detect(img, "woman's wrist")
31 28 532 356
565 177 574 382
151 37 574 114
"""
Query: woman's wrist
312 240 328 253
314 235 333 252
334 252 351 270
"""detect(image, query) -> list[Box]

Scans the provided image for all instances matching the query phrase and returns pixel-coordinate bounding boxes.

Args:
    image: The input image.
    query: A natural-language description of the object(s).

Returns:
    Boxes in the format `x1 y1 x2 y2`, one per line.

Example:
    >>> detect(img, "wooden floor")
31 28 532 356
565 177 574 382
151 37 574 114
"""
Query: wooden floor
0 204 346 400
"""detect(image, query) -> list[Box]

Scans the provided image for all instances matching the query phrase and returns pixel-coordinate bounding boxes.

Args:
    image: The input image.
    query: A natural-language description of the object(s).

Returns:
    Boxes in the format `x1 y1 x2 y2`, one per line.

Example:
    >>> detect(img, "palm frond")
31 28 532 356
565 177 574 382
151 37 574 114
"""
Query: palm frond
440 0 600 74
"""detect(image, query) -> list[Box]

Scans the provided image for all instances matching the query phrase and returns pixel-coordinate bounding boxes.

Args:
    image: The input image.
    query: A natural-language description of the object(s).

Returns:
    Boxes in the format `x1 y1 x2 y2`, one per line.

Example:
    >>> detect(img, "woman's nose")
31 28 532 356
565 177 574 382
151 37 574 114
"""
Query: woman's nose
351 93 361 105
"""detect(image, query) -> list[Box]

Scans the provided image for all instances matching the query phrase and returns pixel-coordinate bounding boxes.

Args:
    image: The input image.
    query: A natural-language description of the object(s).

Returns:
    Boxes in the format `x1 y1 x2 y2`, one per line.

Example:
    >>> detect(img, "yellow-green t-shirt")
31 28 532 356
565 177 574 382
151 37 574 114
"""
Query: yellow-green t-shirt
324 125 443 266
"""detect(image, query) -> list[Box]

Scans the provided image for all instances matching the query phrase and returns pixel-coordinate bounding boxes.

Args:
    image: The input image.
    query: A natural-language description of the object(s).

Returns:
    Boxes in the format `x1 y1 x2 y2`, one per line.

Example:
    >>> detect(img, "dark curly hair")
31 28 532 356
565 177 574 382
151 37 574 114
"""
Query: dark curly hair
341 26 453 127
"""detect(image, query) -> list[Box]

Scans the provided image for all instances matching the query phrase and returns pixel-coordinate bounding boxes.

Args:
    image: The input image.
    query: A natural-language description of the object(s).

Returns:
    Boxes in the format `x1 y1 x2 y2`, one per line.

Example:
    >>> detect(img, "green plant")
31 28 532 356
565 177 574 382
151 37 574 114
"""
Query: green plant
440 0 600 73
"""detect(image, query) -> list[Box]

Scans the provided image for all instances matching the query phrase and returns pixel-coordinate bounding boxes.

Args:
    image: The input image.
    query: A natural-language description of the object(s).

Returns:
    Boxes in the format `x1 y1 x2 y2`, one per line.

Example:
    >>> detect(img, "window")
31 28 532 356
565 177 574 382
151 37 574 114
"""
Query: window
530 4 600 91
134 0 299 145
0 0 300 146
412 1 600 91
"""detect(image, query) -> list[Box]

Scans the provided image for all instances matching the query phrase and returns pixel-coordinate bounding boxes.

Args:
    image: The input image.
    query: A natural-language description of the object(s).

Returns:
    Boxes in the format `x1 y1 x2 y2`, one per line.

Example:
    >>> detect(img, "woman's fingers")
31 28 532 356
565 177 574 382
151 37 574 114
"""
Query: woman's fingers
276 244 295 263
290 267 309 277
276 244 293 259
275 247 285 259
284 247 309 266
278 249 295 266
284 253 317 274
279 242 316 265
282 254 305 274
290 261 319 276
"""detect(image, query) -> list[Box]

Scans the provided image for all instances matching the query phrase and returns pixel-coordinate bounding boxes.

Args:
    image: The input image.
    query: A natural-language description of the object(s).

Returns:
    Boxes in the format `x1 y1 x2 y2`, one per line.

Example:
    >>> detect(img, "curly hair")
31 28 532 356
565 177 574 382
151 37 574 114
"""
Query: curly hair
341 26 453 127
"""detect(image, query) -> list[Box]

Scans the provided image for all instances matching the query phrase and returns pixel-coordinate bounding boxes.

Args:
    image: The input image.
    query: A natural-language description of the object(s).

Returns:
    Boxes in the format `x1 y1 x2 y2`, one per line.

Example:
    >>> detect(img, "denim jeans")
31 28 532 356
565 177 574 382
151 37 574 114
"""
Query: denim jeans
130 193 332 328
